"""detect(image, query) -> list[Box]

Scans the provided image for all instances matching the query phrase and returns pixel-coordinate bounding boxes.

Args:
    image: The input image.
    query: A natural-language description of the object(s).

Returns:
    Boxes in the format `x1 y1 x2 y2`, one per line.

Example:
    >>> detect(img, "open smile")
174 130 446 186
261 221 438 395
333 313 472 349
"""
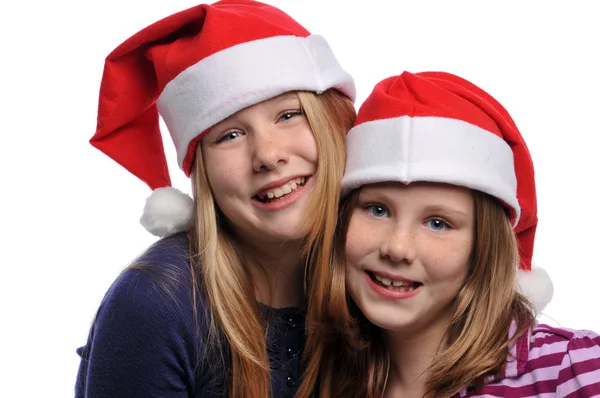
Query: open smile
365 271 423 299
254 177 308 203
252 176 312 210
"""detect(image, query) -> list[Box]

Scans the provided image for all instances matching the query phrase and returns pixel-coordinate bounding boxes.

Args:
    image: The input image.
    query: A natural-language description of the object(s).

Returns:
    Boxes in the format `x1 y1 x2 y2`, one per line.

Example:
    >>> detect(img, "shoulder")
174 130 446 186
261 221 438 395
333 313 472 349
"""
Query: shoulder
137 231 191 264
529 323 600 395
468 324 600 396
90 233 201 342
105 233 197 313
75 233 210 396
134 231 193 279
530 323 600 356
528 323 577 356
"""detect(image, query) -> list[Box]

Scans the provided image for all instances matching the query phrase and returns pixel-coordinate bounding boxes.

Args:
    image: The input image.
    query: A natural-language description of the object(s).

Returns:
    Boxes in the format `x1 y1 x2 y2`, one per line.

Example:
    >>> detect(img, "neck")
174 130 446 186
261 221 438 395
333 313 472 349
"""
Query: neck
242 239 305 308
384 316 450 398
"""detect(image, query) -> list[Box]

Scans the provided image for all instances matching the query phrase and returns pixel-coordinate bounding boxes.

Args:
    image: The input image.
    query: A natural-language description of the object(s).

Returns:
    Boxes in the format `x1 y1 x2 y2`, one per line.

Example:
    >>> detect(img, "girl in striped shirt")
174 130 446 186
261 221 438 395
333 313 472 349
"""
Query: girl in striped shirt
298 71 600 397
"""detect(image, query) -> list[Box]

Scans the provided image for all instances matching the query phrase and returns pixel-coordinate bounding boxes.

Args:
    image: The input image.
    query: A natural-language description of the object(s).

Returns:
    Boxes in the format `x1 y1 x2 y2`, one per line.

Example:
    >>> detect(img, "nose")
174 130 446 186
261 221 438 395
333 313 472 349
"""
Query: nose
251 128 289 172
379 226 416 265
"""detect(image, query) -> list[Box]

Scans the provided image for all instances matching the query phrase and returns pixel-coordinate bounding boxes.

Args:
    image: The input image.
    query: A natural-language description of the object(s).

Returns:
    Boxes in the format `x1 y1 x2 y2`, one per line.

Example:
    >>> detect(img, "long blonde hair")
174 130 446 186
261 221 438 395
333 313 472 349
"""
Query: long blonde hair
298 189 535 398
189 89 356 397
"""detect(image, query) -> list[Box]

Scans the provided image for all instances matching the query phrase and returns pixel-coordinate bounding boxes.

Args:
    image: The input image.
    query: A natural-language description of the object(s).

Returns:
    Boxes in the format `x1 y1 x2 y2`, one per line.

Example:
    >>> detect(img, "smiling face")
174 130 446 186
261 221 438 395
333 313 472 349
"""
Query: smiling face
201 92 318 248
344 182 475 336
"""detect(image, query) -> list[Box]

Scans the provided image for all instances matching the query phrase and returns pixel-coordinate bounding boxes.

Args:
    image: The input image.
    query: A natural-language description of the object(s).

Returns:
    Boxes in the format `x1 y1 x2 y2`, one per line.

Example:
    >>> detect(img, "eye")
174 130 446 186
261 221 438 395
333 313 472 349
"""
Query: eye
278 110 304 122
426 218 449 231
365 204 390 218
215 130 245 143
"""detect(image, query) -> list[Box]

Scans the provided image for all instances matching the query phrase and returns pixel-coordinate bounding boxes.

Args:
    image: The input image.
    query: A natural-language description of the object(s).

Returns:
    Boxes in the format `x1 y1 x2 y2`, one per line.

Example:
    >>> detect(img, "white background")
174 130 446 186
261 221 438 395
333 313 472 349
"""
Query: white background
1 1 599 396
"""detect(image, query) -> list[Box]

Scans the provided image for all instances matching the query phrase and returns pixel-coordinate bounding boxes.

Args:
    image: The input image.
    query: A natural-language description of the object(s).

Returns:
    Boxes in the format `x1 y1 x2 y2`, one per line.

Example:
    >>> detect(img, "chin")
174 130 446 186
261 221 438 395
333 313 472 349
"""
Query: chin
353 299 414 331
365 311 411 332
268 227 307 243
273 215 310 239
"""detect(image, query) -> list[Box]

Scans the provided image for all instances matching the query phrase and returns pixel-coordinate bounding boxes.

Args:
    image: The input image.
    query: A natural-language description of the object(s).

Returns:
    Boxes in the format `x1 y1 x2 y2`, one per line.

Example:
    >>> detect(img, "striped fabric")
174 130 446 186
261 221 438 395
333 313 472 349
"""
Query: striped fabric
458 323 600 397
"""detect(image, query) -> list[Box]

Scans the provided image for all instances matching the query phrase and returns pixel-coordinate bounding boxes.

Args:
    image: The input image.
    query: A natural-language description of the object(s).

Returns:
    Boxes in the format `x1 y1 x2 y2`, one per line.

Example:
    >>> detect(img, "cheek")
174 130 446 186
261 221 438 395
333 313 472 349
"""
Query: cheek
203 164 248 220
427 236 472 282
203 154 243 195
344 222 365 297
307 139 318 164
345 215 376 267
293 127 318 163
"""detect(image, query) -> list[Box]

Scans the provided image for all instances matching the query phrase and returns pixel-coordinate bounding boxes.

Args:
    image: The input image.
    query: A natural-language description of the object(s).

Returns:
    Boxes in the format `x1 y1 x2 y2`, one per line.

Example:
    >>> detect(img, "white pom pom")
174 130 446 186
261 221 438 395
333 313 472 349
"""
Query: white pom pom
515 267 554 314
139 187 194 237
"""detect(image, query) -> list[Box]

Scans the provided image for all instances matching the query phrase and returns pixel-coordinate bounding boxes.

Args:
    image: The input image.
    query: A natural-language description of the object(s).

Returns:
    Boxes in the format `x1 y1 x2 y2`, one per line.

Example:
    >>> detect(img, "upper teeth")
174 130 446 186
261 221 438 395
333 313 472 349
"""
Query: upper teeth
265 177 305 199
374 273 411 287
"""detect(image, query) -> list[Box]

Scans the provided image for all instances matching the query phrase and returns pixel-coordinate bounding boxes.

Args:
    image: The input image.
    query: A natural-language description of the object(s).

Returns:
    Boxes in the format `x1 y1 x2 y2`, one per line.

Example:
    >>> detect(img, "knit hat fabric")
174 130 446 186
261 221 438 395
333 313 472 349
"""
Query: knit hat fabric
89 0 356 237
341 71 552 311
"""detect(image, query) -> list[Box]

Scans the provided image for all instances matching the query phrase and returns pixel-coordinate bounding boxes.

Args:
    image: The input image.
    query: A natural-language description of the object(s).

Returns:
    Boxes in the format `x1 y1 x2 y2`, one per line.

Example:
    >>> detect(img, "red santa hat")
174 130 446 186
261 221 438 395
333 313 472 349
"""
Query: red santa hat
341 71 552 312
90 0 356 237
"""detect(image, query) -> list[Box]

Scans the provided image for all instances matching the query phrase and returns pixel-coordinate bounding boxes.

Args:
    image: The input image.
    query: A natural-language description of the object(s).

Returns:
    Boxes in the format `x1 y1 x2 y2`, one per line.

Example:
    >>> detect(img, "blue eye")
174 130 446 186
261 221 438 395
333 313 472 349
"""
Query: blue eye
216 130 244 143
426 219 448 231
365 204 389 218
279 110 304 122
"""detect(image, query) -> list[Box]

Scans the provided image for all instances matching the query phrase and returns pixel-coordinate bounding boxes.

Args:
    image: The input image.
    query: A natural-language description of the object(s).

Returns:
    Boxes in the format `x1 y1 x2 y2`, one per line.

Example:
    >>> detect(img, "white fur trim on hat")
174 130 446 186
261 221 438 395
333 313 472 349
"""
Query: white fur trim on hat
515 267 553 313
158 34 356 169
341 116 520 226
139 187 194 237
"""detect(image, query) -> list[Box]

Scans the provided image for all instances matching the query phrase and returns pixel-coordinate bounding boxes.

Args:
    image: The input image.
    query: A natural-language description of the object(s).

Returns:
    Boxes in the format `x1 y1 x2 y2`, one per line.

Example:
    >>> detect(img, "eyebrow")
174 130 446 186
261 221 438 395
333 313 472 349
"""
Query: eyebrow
422 205 469 219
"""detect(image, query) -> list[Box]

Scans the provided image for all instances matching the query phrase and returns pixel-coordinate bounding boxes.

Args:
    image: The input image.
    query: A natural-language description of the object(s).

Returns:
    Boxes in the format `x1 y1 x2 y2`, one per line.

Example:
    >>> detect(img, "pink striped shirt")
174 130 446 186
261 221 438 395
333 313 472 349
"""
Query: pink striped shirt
457 323 600 397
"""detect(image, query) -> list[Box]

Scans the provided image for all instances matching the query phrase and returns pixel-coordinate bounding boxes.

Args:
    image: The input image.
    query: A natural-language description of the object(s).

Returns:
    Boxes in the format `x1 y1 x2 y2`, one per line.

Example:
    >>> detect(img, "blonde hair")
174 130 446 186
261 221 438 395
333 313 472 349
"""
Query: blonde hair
298 189 536 398
189 89 356 397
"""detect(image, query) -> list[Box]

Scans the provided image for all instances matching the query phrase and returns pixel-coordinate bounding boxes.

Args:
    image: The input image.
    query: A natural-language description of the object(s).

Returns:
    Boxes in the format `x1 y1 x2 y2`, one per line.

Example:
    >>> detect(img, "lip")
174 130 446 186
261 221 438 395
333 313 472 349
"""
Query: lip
252 176 312 211
364 271 422 300
253 174 310 197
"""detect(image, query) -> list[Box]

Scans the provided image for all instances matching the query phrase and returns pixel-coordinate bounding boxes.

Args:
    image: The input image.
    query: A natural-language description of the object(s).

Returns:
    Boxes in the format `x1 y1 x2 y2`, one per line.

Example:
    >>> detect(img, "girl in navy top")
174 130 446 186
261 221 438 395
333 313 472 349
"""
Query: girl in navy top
75 1 356 396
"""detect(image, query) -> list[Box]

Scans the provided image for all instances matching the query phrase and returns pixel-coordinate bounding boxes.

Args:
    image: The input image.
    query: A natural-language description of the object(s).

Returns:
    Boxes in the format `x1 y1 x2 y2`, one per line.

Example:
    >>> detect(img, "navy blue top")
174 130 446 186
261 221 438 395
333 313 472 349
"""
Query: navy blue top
75 233 306 397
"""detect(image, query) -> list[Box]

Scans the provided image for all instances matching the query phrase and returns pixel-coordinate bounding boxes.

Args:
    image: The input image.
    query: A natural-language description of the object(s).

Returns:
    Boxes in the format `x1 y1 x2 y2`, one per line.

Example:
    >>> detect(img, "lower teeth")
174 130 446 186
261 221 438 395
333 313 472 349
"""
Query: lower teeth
381 284 415 292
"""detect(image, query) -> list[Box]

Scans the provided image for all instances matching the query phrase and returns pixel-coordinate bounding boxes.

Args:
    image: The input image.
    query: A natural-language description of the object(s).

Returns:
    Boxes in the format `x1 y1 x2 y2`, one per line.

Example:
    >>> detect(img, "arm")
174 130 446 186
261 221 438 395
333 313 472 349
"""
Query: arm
75 268 197 398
